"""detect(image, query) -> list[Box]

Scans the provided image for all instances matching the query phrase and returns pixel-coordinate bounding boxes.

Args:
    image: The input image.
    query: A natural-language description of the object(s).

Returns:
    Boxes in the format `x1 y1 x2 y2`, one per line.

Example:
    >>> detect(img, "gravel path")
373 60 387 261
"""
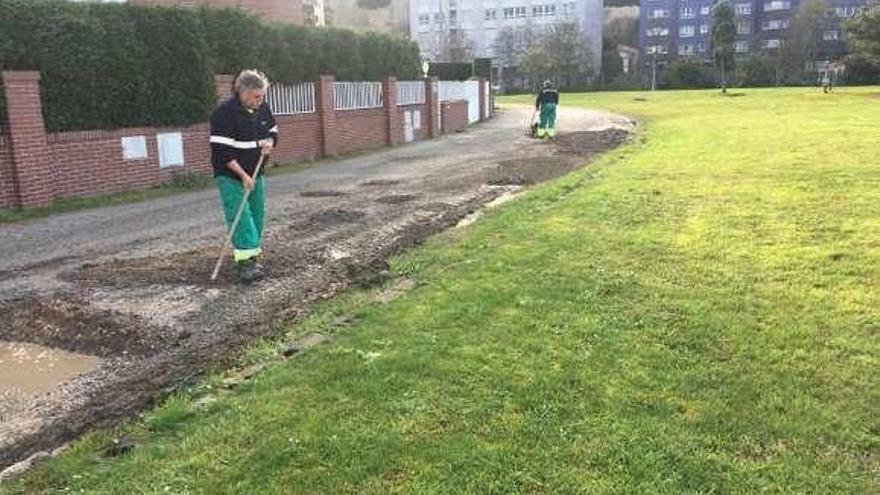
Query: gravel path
0 105 634 471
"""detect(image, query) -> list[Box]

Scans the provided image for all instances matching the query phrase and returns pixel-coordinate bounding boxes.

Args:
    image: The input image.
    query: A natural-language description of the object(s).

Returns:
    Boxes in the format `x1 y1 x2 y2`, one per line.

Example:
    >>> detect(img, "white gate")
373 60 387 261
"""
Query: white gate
404 111 414 142
438 80 481 124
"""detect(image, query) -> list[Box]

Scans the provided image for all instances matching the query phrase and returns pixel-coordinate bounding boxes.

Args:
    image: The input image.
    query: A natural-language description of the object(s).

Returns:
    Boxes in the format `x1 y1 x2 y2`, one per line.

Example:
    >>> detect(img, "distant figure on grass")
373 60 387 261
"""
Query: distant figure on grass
210 69 278 283
820 59 835 93
535 80 559 140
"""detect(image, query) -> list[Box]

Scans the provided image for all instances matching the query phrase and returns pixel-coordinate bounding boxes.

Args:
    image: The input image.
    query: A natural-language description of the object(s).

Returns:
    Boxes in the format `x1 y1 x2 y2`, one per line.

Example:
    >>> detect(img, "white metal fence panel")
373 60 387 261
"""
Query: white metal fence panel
483 82 491 119
267 82 315 115
396 81 425 106
433 81 440 131
439 81 480 124
438 81 467 102
464 81 480 124
334 82 383 110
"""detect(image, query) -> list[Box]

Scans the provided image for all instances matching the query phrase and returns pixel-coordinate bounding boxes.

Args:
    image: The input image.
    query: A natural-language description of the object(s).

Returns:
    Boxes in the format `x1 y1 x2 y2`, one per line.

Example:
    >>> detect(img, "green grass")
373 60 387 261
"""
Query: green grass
4 87 878 494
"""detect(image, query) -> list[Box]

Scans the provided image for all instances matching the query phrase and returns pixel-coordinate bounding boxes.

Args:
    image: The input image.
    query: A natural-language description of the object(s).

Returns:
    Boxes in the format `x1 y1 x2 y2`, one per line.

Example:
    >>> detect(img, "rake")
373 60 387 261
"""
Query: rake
210 153 267 281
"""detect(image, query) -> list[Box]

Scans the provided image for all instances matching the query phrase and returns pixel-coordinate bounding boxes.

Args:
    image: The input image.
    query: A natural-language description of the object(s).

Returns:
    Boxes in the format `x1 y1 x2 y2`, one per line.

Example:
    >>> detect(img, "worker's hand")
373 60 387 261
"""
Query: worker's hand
242 174 255 191
259 139 274 157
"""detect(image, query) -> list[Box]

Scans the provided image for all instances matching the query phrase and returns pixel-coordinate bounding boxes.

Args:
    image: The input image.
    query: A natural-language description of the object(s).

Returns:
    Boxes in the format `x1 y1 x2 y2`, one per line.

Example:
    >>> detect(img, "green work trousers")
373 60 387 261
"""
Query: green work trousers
216 175 265 262
538 103 557 138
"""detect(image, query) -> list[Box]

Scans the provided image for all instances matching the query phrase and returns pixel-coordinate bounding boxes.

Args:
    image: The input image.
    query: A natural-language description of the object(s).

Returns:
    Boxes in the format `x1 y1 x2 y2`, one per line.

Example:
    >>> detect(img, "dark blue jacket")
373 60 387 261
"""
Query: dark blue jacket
210 97 278 180
535 88 559 109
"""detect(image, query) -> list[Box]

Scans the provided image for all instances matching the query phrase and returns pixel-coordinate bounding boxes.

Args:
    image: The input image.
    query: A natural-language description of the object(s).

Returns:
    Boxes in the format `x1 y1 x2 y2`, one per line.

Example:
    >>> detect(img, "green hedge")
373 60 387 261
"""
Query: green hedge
664 60 717 89
0 0 421 132
0 86 6 126
428 62 473 81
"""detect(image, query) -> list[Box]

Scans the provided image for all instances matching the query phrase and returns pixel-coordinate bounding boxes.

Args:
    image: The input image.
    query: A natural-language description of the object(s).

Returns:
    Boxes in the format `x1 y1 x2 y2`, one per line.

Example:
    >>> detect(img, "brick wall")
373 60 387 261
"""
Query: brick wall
334 109 387 155
45 125 210 200
0 135 14 209
441 100 469 134
273 113 322 163
129 0 304 25
0 73 487 210
396 105 430 142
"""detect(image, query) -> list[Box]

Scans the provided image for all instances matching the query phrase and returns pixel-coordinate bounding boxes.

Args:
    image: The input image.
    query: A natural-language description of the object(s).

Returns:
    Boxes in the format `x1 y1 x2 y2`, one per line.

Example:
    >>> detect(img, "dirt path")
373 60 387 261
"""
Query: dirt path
0 105 634 470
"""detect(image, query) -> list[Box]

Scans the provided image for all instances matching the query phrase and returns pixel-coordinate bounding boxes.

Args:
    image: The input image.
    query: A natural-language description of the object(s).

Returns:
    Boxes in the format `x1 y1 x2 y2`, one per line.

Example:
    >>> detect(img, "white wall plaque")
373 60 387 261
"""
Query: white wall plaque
157 132 184 168
121 136 147 160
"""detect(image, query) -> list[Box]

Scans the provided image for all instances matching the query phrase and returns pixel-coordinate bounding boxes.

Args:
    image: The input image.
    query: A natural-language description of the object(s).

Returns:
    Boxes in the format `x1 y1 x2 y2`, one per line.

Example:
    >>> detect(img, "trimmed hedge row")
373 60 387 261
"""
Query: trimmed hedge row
0 0 421 132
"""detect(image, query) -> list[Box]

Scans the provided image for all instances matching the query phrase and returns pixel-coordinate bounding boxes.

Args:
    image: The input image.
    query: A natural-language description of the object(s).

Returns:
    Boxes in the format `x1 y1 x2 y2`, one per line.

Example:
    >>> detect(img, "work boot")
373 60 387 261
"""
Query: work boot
238 259 264 283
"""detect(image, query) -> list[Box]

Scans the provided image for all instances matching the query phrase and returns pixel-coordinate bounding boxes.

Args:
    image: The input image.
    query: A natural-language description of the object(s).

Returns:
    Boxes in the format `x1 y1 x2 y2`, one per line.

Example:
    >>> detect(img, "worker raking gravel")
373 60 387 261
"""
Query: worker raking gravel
210 69 279 283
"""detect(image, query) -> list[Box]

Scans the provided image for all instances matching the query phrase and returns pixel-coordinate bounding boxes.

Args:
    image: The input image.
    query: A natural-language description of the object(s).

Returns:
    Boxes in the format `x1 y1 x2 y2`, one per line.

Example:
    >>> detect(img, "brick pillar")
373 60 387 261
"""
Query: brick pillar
478 78 488 122
424 77 440 139
215 74 235 102
383 77 402 147
2 71 51 208
315 75 339 157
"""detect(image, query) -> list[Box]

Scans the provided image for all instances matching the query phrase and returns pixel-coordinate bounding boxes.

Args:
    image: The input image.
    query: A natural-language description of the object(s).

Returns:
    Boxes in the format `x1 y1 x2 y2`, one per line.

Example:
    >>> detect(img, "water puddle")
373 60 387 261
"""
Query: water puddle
0 341 99 397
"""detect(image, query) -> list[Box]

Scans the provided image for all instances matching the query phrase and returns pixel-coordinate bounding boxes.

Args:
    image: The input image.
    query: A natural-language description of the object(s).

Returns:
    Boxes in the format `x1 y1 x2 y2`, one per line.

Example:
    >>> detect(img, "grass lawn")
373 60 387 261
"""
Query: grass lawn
4 87 878 494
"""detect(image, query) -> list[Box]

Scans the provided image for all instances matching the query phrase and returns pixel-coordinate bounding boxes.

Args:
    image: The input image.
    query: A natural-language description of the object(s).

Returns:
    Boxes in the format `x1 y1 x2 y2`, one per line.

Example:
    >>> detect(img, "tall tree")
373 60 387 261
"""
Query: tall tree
605 12 639 48
493 26 522 89
440 29 473 63
601 33 625 83
846 7 880 62
542 22 595 88
781 0 826 82
712 0 737 93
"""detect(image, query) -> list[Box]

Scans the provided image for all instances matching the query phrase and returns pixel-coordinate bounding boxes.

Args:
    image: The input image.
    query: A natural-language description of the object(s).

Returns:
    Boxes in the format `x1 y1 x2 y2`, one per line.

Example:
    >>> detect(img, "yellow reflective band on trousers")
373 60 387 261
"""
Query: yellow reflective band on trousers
234 247 262 262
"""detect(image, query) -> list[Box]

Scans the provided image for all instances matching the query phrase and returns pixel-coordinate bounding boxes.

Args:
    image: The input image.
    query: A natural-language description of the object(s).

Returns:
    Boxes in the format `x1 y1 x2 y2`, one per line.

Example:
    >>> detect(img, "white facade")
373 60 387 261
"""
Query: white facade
409 0 603 72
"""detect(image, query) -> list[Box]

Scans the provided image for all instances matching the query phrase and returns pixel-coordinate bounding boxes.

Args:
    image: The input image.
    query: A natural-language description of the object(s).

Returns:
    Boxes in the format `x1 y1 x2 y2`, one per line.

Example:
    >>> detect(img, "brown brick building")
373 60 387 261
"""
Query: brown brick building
129 0 305 26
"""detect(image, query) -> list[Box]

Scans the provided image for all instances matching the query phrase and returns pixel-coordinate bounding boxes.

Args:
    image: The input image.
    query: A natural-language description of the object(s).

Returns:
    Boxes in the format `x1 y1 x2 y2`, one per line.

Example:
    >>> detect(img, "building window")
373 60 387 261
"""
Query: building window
651 9 671 18
681 7 696 19
563 2 577 14
763 38 781 49
735 40 749 52
433 12 442 23
680 25 695 37
678 44 695 55
735 3 751 15
833 6 862 17
646 27 670 36
697 42 706 53
485 8 497 20
823 30 839 41
700 24 709 34
736 21 751 34
531 4 557 17
762 19 789 30
648 45 669 55
419 14 430 25
700 6 711 15
764 1 791 12
503 7 514 18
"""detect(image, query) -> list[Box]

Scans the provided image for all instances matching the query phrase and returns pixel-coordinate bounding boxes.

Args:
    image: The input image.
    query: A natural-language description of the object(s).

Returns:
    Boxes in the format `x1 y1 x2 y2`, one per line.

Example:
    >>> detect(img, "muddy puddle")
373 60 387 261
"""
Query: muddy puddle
0 341 98 397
